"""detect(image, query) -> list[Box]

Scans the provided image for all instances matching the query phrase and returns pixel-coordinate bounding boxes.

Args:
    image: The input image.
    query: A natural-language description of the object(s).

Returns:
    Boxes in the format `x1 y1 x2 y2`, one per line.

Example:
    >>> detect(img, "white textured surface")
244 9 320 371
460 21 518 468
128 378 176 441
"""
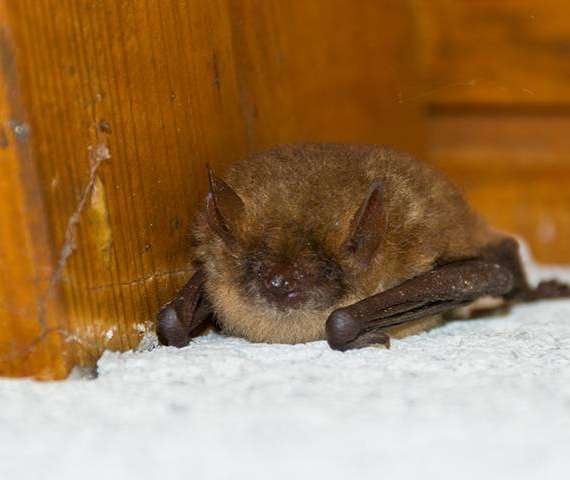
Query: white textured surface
1 261 570 480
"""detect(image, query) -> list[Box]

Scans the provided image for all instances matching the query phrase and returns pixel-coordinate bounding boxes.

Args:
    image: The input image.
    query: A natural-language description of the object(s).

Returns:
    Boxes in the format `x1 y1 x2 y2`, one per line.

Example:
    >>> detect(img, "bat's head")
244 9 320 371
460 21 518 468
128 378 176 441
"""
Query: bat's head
192 166 384 344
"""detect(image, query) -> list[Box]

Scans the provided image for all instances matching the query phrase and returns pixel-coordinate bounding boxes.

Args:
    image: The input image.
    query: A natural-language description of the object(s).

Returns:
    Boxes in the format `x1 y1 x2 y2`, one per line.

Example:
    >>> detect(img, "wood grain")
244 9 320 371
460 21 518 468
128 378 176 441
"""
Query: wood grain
0 0 423 378
417 0 570 264
228 0 424 154
416 0 570 106
0 2 71 379
429 113 570 263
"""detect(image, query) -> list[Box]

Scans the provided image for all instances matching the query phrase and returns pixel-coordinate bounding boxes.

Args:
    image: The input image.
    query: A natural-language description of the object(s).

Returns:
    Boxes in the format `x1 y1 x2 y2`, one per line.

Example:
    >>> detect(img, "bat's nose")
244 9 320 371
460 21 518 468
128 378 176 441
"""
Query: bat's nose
266 272 296 293
262 264 306 307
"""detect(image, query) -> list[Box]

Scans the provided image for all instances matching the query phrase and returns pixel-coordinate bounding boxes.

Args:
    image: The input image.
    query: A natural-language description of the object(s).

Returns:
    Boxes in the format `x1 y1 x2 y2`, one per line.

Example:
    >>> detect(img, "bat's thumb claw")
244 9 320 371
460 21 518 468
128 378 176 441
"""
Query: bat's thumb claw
156 306 191 348
326 308 361 351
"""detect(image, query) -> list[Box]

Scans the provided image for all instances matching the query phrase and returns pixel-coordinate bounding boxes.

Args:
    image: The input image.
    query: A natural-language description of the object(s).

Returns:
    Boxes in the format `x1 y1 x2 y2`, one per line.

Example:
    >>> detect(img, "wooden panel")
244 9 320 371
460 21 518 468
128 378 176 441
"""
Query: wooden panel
429 113 570 263
1 0 251 374
229 0 424 154
0 3 71 379
0 0 423 378
419 0 570 263
416 0 570 105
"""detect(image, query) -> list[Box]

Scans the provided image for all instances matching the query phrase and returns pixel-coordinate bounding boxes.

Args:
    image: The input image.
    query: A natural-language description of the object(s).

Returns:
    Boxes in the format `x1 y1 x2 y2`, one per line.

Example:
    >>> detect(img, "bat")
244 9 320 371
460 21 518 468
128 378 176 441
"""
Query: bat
156 144 570 351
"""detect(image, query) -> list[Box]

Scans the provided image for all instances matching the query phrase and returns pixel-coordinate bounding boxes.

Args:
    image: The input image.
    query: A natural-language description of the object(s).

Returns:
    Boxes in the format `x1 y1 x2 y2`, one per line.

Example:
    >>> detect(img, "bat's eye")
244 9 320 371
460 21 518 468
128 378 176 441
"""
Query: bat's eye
322 262 341 281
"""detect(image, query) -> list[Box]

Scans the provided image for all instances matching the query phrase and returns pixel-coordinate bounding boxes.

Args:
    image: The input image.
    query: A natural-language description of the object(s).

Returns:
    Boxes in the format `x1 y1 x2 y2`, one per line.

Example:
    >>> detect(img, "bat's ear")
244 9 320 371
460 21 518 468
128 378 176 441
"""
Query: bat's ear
342 180 385 267
205 165 245 247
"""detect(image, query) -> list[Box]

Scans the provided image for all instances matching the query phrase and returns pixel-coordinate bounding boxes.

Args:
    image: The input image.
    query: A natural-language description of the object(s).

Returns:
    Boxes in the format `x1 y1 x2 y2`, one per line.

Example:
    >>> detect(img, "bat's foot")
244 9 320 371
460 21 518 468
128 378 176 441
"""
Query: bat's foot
523 280 570 301
156 305 191 348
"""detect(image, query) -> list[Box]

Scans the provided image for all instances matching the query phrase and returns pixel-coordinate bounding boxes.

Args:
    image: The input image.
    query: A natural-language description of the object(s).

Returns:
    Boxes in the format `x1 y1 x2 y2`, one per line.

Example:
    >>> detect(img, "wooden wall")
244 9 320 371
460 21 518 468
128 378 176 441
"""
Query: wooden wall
419 0 570 262
1 1 569 379
0 0 423 378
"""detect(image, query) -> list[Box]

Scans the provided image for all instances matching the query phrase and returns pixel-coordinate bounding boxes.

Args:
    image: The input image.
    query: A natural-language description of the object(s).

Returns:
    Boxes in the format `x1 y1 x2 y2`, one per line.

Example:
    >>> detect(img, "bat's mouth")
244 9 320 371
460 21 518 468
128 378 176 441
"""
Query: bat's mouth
257 272 312 309
262 289 308 310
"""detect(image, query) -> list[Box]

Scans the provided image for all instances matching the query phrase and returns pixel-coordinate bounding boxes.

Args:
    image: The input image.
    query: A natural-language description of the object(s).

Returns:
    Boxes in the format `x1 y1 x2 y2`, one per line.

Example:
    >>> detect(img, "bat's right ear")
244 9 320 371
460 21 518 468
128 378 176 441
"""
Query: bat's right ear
205 165 245 247
342 180 385 267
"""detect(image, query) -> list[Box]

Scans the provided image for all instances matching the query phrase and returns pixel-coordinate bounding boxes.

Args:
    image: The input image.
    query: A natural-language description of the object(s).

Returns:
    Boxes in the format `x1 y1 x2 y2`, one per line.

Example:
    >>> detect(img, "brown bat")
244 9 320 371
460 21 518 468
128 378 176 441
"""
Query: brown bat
157 144 570 351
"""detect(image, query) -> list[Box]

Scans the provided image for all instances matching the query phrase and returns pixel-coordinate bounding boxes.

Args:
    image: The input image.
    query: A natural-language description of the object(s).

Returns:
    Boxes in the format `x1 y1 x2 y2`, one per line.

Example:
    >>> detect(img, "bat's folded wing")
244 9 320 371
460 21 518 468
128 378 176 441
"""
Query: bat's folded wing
156 269 213 347
326 260 514 351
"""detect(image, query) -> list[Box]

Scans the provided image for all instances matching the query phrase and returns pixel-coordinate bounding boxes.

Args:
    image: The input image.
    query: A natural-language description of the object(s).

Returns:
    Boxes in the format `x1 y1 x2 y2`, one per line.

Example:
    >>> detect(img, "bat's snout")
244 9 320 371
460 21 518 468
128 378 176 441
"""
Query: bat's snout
260 263 308 308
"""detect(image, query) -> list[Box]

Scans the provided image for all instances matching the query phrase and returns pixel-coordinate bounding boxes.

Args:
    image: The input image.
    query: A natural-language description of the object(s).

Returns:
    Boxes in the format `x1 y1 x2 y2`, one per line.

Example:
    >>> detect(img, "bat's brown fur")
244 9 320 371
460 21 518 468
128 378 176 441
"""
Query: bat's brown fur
191 144 501 344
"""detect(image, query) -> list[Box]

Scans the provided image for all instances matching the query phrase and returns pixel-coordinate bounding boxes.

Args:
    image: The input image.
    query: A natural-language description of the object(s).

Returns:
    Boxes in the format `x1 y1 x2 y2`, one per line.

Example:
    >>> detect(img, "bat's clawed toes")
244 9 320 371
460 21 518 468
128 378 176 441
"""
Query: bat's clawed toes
156 306 191 348
526 280 570 301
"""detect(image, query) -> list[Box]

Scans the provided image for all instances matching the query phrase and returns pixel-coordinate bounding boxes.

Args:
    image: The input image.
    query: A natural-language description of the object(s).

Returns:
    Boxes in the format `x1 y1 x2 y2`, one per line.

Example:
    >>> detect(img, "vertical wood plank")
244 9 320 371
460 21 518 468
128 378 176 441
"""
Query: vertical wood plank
0 1 72 379
1 0 425 377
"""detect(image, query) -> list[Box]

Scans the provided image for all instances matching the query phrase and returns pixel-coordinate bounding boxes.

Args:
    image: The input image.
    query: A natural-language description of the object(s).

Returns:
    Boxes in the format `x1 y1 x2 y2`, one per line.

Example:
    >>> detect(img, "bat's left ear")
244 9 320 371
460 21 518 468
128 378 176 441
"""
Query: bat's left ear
342 180 385 267
205 165 245 247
